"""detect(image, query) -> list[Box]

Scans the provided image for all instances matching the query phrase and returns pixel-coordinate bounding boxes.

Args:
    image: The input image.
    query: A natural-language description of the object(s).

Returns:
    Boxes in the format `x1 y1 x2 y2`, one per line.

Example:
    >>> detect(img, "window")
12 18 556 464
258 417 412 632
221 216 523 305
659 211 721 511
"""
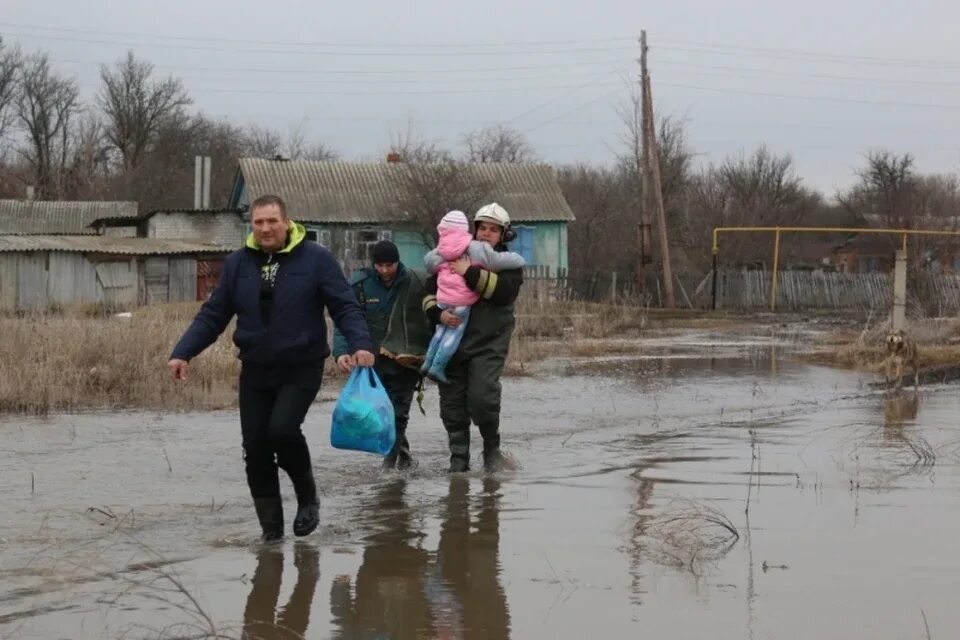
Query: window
512 225 535 265
304 227 332 247
349 228 392 262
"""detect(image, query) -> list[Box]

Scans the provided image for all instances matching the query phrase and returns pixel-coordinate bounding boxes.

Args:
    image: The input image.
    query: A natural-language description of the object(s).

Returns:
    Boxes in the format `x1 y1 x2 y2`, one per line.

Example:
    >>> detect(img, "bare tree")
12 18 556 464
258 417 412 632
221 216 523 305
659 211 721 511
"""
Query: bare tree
837 150 920 229
686 146 818 267
385 128 492 243
0 38 21 145
388 122 450 163
285 121 338 161
244 123 339 162
462 124 535 163
16 52 81 198
558 164 635 274
244 124 285 158
99 51 191 173
62 112 112 199
390 161 493 245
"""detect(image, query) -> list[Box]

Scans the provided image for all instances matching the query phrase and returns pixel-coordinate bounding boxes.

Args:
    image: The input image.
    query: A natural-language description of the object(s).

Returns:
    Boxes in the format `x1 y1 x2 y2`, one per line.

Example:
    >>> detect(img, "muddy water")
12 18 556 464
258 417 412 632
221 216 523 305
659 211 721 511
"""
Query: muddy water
2 329 959 639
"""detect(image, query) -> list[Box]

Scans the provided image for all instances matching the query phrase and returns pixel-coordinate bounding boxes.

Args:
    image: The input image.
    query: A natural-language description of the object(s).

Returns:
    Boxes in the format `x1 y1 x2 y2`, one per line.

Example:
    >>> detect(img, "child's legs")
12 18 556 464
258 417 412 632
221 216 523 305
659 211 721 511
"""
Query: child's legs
429 307 470 374
421 324 447 371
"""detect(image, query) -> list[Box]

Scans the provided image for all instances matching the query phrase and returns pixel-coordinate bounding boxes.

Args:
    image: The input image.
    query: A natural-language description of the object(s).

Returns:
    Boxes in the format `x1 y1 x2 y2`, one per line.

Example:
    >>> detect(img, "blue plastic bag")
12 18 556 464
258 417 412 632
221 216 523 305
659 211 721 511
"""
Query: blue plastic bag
330 367 396 455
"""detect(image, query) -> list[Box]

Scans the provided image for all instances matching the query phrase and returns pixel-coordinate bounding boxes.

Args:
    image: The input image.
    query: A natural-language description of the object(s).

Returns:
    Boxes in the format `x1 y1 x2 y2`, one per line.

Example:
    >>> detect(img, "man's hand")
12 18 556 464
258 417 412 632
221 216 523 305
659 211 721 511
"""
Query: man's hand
451 256 471 276
440 309 462 328
336 354 355 373
167 358 189 382
354 350 375 367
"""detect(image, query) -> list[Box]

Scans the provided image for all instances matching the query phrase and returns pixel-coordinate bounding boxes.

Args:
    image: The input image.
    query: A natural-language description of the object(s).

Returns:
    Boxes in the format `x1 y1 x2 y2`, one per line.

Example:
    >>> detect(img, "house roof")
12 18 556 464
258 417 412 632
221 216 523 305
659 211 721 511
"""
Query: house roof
0 200 138 235
89 208 245 228
234 158 576 224
0 235 231 256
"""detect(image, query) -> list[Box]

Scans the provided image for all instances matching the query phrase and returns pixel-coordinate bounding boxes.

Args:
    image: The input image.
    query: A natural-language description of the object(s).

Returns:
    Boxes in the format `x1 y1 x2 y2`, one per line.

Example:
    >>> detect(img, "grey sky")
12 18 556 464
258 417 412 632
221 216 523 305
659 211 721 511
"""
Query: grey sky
4 0 960 196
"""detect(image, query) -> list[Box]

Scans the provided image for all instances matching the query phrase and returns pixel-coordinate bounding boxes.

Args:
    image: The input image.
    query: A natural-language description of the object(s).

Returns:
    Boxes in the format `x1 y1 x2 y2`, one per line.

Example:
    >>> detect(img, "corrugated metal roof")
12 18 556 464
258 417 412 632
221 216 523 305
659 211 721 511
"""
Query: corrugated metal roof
0 235 232 255
89 208 245 228
0 200 139 235
237 158 575 223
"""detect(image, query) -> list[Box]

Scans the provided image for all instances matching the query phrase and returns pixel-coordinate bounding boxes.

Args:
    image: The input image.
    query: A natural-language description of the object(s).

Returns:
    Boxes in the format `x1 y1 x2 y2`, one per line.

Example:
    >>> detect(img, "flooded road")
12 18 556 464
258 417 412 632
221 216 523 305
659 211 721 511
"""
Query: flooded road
2 328 959 639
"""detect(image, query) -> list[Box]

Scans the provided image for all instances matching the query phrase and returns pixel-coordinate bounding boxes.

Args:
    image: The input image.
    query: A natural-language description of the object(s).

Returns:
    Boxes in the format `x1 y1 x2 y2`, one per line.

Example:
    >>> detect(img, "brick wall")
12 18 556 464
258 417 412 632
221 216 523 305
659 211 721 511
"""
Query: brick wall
148 213 244 247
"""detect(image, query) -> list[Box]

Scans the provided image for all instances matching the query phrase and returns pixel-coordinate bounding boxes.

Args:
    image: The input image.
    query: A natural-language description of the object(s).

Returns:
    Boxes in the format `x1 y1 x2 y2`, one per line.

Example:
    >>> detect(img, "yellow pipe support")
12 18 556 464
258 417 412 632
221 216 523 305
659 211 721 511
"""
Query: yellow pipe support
713 225 960 244
770 228 782 310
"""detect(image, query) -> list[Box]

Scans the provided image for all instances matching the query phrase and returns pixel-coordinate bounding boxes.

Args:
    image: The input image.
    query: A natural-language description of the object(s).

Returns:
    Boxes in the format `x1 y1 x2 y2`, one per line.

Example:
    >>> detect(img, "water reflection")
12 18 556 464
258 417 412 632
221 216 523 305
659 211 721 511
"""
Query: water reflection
330 477 510 640
432 476 510 640
242 542 319 640
330 478 431 639
882 390 920 432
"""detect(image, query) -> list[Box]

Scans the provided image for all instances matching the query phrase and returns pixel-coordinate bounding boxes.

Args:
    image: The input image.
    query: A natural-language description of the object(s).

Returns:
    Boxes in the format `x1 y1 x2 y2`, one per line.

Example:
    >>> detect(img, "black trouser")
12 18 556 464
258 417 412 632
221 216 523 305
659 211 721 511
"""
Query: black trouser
239 363 323 500
376 356 422 459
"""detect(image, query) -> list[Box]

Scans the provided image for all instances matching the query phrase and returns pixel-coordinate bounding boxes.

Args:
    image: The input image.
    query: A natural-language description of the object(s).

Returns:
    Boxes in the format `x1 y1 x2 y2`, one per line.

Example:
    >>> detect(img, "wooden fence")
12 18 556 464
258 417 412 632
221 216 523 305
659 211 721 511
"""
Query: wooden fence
521 266 960 314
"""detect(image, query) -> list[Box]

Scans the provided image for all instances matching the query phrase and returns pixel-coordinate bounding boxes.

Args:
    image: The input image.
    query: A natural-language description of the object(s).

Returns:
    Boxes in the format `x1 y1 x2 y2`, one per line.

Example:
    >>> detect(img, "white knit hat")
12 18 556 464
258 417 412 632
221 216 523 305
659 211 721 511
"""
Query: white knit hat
438 210 470 232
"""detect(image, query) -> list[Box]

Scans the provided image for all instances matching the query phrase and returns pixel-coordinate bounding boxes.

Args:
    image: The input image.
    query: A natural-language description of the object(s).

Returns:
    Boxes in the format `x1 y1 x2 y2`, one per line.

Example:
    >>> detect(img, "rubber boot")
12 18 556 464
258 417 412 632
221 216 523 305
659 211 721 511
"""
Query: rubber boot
253 497 284 543
447 429 471 473
382 429 416 471
290 472 320 537
480 424 505 472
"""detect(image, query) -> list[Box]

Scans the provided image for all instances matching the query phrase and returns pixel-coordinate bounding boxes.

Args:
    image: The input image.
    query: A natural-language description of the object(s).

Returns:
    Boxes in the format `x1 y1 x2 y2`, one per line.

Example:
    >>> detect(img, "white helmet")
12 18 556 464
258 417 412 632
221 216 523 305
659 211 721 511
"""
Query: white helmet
474 203 511 228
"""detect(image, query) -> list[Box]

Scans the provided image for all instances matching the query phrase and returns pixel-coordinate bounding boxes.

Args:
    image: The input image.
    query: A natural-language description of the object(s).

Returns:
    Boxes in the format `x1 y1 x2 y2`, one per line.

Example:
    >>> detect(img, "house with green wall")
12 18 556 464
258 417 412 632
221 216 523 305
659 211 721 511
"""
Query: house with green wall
229 157 574 275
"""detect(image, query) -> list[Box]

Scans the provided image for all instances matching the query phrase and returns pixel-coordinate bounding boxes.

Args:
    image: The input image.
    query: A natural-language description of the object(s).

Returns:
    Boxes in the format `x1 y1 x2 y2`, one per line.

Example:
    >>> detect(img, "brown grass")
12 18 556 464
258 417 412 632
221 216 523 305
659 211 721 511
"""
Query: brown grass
801 317 960 372
1 297 758 414
0 303 344 416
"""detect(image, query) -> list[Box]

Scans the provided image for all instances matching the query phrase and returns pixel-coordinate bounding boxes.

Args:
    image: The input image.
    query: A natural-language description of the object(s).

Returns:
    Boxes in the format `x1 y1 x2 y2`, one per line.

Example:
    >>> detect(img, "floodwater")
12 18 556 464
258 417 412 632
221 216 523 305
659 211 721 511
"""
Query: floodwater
2 326 960 639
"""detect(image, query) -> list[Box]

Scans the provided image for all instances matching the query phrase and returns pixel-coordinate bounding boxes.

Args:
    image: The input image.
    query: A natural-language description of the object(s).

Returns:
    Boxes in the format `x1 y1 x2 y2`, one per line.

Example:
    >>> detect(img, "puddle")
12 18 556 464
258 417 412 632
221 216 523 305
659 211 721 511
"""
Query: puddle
1 328 958 638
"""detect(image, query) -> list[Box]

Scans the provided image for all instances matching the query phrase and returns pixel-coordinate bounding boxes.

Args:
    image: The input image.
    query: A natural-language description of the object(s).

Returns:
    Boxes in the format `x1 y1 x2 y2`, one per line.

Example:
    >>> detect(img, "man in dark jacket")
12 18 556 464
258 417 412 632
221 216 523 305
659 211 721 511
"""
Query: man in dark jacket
168 194 374 542
421 204 523 473
332 241 430 470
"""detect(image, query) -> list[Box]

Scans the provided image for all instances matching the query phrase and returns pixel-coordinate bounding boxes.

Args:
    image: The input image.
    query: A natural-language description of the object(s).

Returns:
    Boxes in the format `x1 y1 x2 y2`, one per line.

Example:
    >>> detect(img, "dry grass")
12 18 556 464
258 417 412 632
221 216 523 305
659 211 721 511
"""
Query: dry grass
801 316 960 372
640 499 740 574
0 303 343 416
1 297 756 413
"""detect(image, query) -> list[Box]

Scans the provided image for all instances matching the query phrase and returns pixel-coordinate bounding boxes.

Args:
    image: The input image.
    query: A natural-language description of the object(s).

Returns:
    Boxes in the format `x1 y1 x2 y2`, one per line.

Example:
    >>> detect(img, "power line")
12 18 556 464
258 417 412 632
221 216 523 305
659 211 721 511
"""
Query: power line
52 56 631 76
185 81 625 96
170 67 632 89
526 87 626 132
657 37 960 69
657 43 960 71
654 59 960 91
0 21 635 48
659 81 960 110
2 30 635 57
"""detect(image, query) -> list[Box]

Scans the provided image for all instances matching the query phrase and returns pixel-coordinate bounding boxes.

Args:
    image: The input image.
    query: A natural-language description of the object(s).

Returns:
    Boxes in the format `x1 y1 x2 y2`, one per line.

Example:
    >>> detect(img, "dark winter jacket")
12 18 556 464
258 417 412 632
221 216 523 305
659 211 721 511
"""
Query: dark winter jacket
332 264 430 365
170 222 372 367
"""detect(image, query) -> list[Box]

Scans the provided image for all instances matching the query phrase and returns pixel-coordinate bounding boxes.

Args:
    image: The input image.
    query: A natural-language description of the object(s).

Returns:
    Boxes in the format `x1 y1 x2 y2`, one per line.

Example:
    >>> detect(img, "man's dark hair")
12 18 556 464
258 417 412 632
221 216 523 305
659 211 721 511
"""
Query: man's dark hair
250 194 288 219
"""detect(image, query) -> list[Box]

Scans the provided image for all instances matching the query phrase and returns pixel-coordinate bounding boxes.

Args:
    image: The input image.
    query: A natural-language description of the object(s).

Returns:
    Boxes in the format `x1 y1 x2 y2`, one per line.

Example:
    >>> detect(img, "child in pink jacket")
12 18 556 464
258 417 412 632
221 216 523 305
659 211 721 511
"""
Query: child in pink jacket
420 210 525 382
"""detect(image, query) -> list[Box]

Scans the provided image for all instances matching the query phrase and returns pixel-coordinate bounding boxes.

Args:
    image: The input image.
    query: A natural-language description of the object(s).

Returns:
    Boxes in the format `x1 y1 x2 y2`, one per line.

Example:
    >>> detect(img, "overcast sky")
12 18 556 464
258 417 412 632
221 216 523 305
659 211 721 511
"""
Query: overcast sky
4 0 960 196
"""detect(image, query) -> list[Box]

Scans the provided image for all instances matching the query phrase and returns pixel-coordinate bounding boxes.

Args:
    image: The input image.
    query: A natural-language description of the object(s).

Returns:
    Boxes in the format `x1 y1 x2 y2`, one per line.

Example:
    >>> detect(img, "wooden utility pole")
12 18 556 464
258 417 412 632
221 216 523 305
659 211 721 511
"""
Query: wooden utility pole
639 30 676 308
634 32 653 298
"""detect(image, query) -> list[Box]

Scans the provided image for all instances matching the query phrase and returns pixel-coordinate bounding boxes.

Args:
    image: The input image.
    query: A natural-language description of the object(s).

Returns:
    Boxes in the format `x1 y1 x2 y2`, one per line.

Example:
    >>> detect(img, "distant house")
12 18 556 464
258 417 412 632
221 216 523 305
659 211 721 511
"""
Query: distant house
832 235 896 273
0 199 138 235
91 207 247 247
0 235 231 311
228 157 575 273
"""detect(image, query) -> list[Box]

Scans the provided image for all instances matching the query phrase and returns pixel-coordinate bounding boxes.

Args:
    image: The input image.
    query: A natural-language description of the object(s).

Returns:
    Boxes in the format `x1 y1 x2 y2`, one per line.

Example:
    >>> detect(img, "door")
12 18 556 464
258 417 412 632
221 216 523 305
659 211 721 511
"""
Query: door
196 260 224 300
512 226 535 265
